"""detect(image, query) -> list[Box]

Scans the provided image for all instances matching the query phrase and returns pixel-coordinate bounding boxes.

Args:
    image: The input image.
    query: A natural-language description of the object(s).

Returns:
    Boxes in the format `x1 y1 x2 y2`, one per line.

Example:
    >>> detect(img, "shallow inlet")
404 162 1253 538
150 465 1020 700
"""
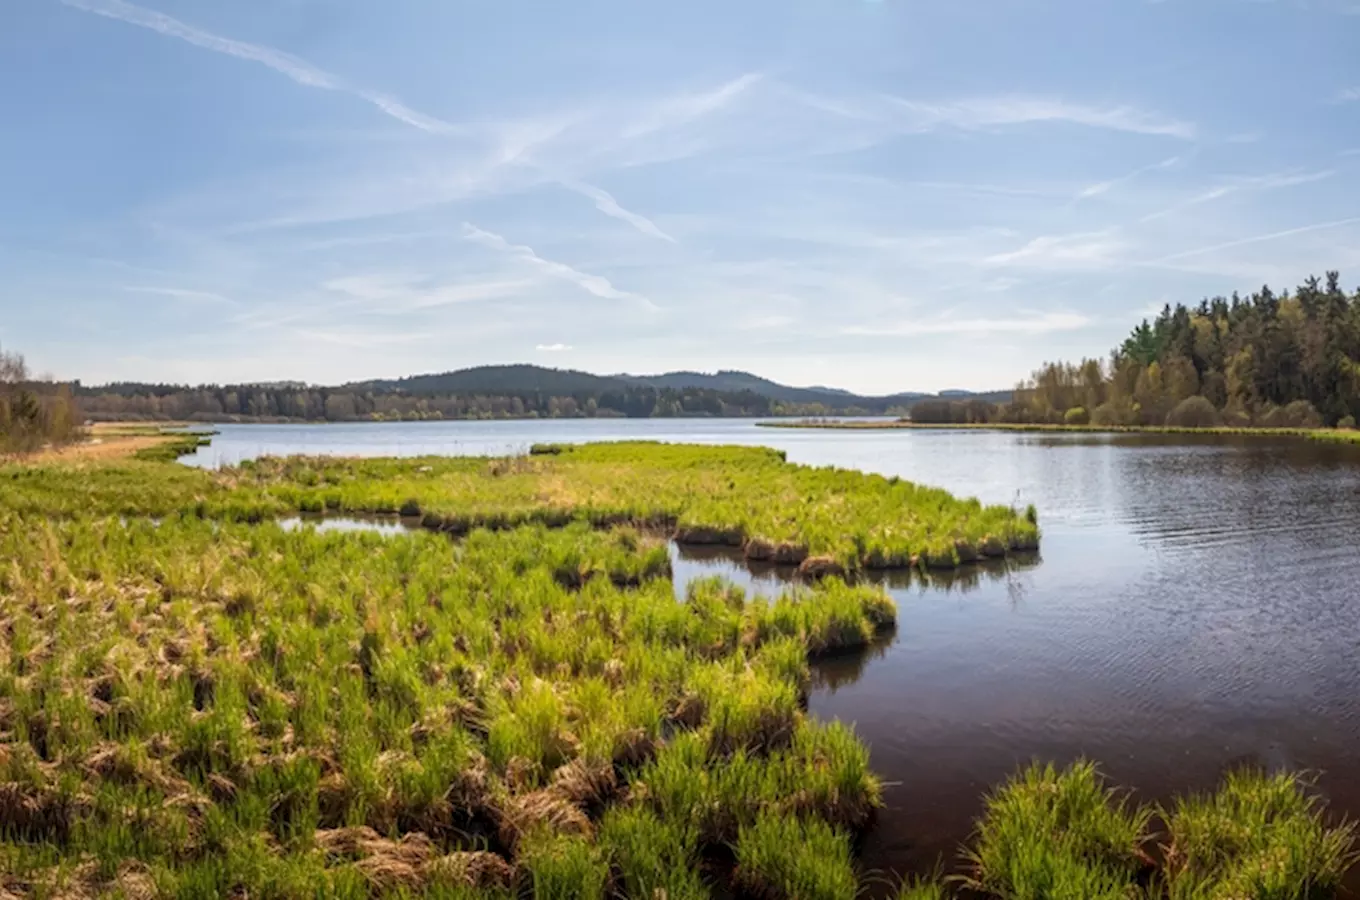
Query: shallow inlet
213 421 1360 895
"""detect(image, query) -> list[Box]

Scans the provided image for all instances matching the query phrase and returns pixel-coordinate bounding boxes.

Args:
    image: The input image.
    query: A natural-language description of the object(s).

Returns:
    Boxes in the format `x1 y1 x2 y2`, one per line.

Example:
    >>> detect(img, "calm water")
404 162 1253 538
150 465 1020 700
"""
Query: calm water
188 421 1360 891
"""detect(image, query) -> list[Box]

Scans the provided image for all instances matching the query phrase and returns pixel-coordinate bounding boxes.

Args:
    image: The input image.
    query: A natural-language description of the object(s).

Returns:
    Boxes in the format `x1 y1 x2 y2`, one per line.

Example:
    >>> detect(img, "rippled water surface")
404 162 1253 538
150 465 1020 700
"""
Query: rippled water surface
189 421 1360 892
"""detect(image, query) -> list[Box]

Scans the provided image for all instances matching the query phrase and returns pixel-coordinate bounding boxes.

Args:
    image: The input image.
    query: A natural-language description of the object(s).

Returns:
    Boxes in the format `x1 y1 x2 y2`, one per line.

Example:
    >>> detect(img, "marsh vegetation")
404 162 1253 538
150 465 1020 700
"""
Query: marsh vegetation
3 442 1039 574
0 442 1353 898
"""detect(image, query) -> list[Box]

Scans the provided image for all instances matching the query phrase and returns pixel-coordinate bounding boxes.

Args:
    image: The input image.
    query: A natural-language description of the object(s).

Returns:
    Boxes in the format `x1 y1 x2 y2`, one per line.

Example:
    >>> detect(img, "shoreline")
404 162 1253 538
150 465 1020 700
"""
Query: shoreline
4 422 212 464
756 419 1360 443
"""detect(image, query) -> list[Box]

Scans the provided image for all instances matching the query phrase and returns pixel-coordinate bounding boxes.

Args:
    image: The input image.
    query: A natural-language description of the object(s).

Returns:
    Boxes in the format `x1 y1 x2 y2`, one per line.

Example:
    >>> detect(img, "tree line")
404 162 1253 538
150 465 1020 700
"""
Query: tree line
0 349 82 454
75 383 804 422
912 271 1360 429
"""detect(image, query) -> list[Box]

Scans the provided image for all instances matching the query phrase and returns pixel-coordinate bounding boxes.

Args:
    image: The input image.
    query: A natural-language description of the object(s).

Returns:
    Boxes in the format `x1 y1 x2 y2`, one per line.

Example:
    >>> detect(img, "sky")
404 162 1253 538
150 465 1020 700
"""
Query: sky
3 0 1359 393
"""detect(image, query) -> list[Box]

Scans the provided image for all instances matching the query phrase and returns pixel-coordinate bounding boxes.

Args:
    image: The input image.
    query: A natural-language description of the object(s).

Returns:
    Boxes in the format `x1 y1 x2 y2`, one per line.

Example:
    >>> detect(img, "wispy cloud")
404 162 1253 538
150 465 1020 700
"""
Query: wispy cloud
322 274 534 311
462 224 657 309
294 328 432 348
985 231 1128 269
842 311 1091 337
885 95 1196 139
123 285 236 305
1140 169 1334 222
559 180 676 242
623 72 764 138
1149 216 1360 264
61 0 458 134
1337 87 1360 103
1077 156 1180 199
535 343 573 352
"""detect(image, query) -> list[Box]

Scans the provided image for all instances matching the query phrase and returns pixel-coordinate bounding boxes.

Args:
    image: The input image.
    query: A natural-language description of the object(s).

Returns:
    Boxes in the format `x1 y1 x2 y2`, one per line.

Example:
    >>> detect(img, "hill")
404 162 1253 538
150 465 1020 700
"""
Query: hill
617 370 892 406
362 365 1001 410
347 364 626 396
76 363 1013 422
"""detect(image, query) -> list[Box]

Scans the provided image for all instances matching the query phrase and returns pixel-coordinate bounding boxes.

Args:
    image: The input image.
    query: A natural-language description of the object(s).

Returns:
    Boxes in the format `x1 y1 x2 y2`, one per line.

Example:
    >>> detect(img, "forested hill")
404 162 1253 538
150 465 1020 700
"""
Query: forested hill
616 370 927 406
347 364 621 396
348 365 924 407
75 366 1010 423
915 271 1360 429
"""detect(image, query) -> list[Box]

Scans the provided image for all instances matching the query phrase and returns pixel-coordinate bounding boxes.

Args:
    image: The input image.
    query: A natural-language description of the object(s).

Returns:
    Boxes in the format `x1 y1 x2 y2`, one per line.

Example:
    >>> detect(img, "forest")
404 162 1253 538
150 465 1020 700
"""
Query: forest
913 271 1360 429
76 382 792 422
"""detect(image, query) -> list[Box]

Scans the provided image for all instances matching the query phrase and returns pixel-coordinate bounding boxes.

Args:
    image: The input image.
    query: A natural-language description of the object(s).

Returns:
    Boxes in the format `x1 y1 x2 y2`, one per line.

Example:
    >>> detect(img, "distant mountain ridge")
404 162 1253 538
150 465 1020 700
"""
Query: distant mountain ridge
346 364 1008 410
78 363 1013 422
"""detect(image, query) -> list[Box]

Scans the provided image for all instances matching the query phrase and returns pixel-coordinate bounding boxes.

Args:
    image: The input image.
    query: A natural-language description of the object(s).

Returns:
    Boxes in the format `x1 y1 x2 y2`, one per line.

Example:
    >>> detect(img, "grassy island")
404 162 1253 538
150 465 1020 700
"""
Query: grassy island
3 442 1039 575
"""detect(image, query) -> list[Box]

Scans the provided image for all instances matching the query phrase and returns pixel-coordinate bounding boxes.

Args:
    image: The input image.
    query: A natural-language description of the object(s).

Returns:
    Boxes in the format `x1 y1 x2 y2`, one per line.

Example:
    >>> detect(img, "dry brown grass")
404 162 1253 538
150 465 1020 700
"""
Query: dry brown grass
13 423 179 464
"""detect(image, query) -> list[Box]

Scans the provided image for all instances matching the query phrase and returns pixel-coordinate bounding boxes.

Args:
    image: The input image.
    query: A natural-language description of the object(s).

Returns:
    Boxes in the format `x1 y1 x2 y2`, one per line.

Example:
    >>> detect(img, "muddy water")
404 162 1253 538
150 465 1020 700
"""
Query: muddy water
197 422 1360 893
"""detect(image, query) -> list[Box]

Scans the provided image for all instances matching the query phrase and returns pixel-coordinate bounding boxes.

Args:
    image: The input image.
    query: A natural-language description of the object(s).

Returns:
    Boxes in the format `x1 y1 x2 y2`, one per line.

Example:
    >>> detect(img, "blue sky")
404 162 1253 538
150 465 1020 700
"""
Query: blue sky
3 0 1358 392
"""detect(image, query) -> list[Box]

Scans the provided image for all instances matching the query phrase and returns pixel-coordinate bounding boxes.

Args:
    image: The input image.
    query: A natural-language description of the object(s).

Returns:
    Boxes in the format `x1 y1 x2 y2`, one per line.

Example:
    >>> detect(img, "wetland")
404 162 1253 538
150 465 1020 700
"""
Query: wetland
3 419 1359 897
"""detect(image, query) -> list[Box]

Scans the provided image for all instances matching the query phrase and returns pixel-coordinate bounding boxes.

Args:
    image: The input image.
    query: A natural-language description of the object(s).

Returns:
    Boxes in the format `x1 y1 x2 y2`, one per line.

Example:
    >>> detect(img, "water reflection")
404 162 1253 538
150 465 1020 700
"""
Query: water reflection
279 514 424 536
811 632 897 694
671 542 1041 597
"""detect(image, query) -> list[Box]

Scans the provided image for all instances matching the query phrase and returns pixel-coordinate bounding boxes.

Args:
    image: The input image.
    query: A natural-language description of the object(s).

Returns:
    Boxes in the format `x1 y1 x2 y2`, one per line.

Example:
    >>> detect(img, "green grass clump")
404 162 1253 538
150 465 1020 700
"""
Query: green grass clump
965 760 1152 900
734 810 859 900
132 432 213 462
1162 770 1357 900
599 805 709 900
960 762 1357 900
517 831 610 899
894 876 952 900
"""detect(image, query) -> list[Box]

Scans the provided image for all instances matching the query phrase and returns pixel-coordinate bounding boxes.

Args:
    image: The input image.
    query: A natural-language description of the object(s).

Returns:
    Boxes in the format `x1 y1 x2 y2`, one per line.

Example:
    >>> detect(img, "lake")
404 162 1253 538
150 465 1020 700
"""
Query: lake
185 420 1360 890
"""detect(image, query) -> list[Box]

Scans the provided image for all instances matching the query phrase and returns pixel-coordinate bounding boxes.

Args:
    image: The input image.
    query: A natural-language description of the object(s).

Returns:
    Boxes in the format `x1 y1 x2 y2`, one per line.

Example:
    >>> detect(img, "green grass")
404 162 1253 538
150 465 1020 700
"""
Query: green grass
0 448 1354 898
0 506 894 897
734 810 859 900
1162 770 1358 899
599 806 708 900
131 432 214 462
0 441 1037 573
957 761 1356 900
964 760 1155 900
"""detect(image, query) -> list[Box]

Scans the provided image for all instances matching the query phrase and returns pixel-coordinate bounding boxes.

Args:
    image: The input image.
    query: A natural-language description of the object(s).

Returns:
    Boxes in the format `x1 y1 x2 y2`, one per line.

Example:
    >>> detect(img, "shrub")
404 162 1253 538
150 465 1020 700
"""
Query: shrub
1339 416 1357 430
1259 401 1323 429
1221 404 1252 428
1063 407 1090 426
1090 400 1136 427
1165 396 1221 429
1281 400 1324 429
